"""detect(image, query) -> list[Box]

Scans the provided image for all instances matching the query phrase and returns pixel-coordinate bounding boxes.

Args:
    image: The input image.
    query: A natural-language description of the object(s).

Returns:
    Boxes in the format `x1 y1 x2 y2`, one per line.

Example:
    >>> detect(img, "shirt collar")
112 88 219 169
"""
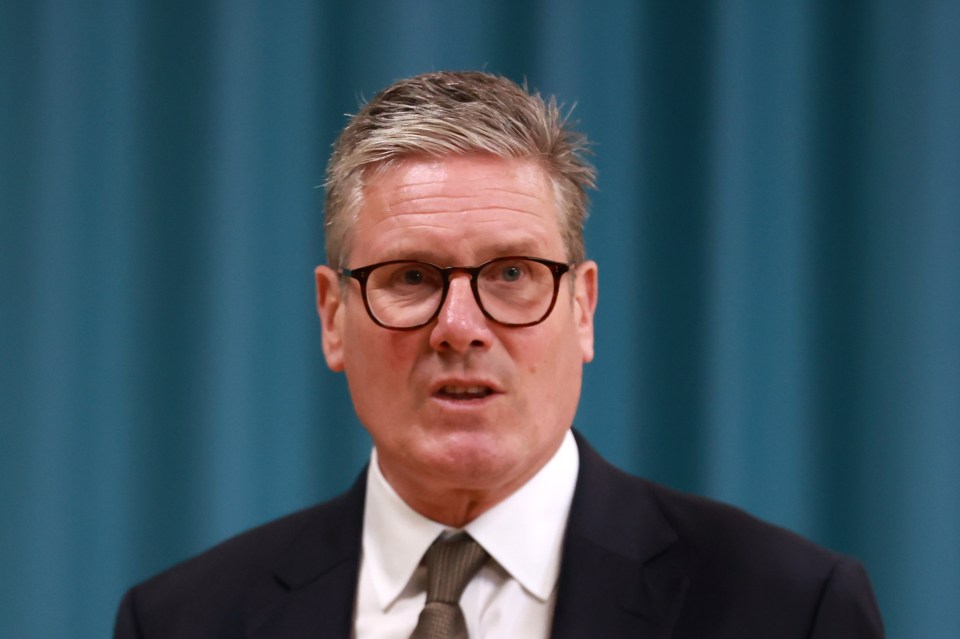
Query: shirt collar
361 430 579 609
362 448 445 611
465 429 579 601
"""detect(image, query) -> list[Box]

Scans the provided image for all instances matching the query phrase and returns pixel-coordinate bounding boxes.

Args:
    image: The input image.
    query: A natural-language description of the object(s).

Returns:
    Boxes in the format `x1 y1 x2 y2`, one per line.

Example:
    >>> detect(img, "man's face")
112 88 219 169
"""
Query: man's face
316 155 597 518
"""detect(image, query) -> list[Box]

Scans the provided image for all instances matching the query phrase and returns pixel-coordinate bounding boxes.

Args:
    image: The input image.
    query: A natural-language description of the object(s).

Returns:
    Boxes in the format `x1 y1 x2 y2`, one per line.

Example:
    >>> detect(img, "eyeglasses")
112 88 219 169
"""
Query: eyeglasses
340 256 572 330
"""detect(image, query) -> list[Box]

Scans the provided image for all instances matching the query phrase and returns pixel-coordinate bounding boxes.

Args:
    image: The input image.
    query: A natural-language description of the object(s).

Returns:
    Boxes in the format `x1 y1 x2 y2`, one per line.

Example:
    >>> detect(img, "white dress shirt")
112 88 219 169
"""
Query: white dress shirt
353 429 580 639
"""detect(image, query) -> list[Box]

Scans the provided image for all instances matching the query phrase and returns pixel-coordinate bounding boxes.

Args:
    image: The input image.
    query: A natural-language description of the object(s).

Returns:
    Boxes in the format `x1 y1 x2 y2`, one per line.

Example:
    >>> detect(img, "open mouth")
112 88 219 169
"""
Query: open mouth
435 384 495 401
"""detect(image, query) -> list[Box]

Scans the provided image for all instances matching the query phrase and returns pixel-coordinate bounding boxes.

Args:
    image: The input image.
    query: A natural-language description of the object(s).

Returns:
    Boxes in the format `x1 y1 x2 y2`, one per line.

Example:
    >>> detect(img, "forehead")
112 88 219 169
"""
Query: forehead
353 155 564 263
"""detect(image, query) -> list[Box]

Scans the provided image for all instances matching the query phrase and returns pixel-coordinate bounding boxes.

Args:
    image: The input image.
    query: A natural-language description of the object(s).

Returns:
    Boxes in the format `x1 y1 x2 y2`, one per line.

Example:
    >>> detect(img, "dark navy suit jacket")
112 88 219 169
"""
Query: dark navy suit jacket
114 433 884 638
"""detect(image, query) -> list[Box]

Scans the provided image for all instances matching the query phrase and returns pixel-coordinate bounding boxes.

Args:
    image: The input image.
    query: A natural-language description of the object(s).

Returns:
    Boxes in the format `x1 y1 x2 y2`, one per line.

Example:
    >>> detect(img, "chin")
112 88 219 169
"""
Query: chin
419 434 517 485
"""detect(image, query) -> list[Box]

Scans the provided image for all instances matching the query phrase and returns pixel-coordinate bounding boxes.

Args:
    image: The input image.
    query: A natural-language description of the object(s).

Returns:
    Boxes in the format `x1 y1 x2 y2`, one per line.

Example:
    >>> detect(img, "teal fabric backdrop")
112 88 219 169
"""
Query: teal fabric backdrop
2 1 958 637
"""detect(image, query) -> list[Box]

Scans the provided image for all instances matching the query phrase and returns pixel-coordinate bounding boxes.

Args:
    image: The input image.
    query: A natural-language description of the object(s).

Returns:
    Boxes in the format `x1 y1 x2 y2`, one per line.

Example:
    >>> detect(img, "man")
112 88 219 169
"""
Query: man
114 71 884 638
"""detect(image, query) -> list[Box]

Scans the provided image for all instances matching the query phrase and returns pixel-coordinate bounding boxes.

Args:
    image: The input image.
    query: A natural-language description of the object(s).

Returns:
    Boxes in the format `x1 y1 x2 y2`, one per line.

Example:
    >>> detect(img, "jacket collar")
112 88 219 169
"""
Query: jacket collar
247 471 367 639
550 432 688 638
244 431 689 638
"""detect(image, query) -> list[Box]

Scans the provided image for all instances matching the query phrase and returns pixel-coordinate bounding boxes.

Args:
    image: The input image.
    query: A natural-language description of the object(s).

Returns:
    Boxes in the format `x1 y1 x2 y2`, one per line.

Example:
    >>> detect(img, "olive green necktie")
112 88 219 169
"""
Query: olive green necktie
410 533 490 639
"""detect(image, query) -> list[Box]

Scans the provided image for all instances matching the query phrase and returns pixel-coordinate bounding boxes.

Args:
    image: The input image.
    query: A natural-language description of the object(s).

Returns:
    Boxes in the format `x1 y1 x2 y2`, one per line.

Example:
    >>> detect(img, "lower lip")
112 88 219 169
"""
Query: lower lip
430 392 500 409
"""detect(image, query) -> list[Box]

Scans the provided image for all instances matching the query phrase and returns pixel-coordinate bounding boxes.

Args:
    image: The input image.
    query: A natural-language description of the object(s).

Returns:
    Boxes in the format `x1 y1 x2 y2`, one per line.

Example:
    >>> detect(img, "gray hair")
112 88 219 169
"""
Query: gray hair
324 70 596 268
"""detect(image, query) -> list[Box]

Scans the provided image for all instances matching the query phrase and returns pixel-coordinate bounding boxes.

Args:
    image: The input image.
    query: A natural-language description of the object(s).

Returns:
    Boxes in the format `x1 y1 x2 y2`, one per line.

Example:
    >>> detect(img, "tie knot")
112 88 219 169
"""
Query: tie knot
422 533 489 604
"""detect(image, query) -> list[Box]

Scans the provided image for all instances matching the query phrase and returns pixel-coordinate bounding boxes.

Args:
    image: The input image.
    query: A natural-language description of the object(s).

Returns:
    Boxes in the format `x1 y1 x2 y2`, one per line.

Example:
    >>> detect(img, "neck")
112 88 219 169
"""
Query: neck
378 455 556 528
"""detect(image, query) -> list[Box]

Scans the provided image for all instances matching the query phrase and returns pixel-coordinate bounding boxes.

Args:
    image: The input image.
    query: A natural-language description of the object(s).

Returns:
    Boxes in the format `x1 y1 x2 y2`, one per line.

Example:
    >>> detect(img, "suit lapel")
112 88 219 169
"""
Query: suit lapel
551 434 689 639
240 437 689 638
247 471 367 639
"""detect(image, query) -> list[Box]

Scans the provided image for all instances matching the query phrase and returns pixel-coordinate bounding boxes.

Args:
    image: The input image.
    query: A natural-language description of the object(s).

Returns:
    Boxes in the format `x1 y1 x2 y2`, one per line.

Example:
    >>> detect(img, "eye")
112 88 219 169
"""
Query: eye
488 259 533 283
385 263 441 290
500 265 524 282
401 268 424 285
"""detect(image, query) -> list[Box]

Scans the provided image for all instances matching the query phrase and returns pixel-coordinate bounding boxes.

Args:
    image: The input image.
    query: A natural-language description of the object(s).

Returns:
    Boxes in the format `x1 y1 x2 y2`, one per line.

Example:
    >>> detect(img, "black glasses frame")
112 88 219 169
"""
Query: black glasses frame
340 256 572 330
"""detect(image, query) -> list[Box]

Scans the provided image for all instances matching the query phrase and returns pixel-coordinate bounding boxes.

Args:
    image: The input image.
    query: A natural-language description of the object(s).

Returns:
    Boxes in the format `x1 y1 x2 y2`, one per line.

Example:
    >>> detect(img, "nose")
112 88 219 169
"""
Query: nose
428 274 494 353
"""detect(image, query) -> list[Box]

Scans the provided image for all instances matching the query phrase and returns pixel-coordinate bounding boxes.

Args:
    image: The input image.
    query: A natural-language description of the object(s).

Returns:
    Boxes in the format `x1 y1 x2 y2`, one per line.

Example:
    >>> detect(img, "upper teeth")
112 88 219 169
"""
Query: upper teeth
443 385 487 394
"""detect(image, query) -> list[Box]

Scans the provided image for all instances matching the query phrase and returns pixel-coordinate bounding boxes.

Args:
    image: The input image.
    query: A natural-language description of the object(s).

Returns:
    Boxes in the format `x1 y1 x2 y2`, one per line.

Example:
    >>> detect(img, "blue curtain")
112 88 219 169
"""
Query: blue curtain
2 1 958 637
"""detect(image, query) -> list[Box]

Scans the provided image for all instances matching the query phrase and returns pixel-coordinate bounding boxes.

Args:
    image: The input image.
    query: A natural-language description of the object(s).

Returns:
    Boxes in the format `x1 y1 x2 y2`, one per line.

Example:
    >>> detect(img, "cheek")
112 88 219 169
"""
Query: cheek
533 320 585 393
343 346 406 436
510 322 580 387
342 323 420 405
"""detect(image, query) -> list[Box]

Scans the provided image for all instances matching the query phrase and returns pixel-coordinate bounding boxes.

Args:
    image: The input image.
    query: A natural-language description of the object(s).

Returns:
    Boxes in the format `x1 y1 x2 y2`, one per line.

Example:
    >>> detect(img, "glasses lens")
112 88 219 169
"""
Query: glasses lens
365 262 444 328
478 258 556 325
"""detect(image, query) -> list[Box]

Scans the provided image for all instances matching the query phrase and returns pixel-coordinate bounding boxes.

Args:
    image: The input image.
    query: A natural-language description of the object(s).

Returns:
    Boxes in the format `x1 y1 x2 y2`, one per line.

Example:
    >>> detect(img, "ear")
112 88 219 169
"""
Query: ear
315 265 346 372
573 260 598 363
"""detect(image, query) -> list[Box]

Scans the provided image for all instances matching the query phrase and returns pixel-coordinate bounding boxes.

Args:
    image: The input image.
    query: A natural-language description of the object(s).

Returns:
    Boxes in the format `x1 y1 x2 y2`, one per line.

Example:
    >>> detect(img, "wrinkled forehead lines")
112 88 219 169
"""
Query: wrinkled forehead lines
373 155 549 197
369 155 555 220
340 154 570 266
356 155 558 209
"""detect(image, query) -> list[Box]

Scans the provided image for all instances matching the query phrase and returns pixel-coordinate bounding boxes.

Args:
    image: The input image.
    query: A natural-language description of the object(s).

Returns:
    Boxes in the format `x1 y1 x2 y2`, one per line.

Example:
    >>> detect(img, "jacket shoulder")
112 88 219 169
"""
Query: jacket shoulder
568 434 884 637
642 480 883 637
115 473 366 638
644 479 841 580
